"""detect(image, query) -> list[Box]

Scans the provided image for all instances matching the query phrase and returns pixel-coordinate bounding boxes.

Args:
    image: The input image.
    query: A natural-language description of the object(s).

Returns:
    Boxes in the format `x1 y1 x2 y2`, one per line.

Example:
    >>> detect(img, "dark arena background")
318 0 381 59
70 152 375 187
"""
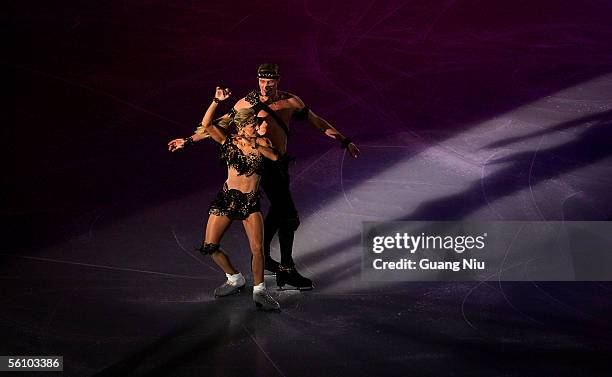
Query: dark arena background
4 1 612 376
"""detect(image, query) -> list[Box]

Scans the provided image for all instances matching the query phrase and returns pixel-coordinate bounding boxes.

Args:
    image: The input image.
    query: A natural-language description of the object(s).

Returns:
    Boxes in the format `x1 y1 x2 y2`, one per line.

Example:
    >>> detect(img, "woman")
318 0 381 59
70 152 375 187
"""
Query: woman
168 87 280 311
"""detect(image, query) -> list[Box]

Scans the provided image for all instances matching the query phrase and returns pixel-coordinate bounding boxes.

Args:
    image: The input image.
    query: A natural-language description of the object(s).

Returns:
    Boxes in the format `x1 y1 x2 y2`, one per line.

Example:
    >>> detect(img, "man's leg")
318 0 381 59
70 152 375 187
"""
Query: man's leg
263 202 300 273
261 157 311 289
277 205 299 268
275 207 312 290
263 208 281 272
262 158 312 289
261 158 284 273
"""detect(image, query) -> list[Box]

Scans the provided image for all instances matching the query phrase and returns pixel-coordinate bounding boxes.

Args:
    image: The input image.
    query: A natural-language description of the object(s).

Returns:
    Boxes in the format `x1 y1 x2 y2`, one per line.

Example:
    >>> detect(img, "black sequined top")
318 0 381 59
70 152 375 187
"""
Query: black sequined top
219 135 264 176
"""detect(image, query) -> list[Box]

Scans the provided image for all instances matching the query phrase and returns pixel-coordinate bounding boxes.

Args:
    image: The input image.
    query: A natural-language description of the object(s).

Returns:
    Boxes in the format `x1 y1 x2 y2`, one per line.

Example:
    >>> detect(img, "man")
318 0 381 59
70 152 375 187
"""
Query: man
171 64 359 289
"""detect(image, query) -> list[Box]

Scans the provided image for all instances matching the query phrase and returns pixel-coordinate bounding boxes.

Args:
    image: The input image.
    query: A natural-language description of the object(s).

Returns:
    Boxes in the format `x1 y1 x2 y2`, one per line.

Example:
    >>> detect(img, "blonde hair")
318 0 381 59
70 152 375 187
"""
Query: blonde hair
196 108 256 135
221 108 256 128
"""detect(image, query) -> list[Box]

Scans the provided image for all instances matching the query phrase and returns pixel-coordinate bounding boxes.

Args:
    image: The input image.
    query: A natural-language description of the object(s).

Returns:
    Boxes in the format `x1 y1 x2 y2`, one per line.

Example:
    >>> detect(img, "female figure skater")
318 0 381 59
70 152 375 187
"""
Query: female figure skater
168 87 280 311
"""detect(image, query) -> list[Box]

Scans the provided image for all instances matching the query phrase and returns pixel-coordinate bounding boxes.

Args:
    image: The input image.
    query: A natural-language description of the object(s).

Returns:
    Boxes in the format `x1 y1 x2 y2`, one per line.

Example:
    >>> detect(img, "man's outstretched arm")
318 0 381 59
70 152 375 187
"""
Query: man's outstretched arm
291 97 360 158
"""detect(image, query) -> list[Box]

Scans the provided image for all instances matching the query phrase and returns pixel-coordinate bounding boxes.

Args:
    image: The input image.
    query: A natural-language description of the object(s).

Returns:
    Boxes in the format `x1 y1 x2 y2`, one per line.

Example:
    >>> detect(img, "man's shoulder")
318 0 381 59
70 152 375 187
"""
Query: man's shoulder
234 90 259 109
244 90 260 106
234 90 304 109
279 91 305 107
279 91 298 100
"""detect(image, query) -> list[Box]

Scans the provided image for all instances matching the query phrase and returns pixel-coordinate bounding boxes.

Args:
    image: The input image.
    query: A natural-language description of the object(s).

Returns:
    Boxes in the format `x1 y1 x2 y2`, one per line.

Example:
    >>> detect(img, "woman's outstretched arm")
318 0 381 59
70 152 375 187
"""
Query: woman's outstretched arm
168 87 231 152
200 87 231 144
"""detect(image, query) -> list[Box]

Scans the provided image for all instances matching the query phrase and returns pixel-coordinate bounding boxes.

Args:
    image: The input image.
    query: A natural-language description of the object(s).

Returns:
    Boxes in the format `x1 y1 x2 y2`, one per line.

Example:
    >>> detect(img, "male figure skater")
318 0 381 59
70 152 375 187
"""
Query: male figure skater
172 64 360 289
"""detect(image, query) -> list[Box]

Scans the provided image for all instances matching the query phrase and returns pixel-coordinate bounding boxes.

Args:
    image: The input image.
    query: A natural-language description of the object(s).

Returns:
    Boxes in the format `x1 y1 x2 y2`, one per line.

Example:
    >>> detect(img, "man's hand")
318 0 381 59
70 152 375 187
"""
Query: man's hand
168 138 185 152
215 87 231 101
346 142 360 159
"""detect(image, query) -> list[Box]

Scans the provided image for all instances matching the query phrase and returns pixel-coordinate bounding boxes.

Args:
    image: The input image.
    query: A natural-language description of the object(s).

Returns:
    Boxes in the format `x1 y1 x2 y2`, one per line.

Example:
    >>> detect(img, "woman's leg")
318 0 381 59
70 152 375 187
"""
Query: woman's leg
242 212 264 285
203 214 236 274
244 211 280 310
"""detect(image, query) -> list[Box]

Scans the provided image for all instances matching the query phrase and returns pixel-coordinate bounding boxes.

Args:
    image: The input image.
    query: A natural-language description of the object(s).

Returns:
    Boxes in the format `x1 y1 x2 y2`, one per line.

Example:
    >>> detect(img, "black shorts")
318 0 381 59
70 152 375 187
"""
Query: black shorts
208 183 261 220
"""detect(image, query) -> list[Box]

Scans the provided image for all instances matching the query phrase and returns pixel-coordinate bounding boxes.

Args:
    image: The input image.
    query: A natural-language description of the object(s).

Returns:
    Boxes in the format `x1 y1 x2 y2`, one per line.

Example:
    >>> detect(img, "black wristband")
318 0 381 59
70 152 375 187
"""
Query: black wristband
212 98 220 103
340 138 353 149
183 136 195 148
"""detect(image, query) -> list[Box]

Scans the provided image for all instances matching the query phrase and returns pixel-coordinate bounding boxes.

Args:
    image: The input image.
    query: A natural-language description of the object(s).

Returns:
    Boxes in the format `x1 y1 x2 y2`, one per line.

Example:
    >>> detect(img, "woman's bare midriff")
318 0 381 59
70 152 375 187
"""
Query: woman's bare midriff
225 168 260 193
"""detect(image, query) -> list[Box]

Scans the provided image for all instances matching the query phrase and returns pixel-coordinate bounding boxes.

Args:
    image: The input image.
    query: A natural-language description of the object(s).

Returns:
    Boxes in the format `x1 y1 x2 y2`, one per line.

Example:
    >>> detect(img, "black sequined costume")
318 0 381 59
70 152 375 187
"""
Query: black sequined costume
208 182 261 220
208 135 264 220
218 134 264 176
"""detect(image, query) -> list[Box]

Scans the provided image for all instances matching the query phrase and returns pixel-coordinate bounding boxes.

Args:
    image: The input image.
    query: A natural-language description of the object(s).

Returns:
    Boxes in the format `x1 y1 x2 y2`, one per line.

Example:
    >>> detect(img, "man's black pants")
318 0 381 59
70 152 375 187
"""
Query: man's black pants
260 157 300 267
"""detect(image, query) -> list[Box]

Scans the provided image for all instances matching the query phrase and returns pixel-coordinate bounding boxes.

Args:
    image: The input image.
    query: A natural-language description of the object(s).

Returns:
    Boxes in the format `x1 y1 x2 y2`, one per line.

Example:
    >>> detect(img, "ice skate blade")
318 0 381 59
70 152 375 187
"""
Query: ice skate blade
277 284 314 291
255 302 281 312
214 286 244 298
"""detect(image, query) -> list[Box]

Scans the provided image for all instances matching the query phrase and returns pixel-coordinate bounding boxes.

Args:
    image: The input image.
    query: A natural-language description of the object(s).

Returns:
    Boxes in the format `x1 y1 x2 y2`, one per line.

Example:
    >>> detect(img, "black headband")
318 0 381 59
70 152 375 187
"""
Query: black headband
257 72 280 79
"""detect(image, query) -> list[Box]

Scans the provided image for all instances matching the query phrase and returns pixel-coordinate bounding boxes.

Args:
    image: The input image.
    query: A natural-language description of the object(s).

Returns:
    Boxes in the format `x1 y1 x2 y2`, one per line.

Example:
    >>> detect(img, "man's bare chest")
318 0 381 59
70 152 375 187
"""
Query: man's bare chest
252 98 293 122
266 101 293 119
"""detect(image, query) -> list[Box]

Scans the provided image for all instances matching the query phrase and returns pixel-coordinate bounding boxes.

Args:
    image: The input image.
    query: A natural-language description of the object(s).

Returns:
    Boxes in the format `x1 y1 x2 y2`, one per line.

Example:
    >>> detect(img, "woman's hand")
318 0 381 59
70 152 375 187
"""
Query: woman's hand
168 138 185 152
215 87 231 101
256 119 268 136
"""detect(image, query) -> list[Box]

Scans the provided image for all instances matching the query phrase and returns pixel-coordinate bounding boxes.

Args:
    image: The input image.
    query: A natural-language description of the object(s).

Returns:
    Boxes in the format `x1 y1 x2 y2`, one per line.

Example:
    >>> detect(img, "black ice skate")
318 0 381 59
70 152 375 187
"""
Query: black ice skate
264 256 280 275
276 266 313 290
